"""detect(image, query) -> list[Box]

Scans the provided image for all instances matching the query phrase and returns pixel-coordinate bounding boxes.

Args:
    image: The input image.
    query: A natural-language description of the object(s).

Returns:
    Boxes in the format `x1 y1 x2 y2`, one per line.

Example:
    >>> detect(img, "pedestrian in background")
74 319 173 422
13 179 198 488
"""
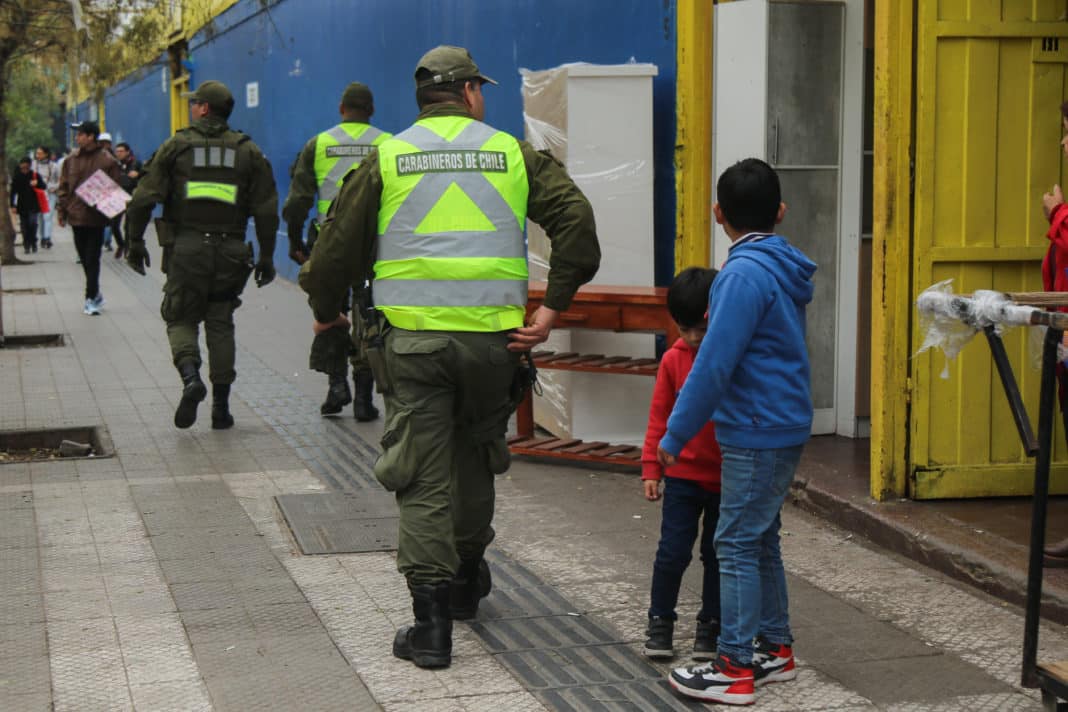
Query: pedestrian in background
283 82 391 421
97 132 120 252
300 45 600 670
57 120 123 314
661 158 813 705
124 80 279 431
10 157 43 254
640 266 722 664
111 141 142 260
32 145 59 248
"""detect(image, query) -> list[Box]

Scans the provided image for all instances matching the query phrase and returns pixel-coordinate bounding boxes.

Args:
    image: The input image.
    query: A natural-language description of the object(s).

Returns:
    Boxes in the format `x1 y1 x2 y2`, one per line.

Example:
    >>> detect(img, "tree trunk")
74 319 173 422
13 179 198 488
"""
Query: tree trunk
0 51 19 267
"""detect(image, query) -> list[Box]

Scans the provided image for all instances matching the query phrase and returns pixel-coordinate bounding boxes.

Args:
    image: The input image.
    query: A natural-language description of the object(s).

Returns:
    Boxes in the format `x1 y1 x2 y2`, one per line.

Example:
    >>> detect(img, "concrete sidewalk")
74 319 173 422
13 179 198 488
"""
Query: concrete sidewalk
0 231 1063 710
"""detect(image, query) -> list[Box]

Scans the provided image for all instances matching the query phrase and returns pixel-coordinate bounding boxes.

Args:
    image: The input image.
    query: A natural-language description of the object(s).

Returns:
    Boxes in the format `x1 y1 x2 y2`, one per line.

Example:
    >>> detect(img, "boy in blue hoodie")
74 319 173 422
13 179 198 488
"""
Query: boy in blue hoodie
659 158 815 705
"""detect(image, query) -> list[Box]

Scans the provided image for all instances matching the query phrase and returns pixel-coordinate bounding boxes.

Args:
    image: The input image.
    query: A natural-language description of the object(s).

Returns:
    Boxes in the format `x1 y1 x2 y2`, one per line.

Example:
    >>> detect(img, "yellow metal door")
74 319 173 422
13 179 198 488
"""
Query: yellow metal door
911 1 1068 498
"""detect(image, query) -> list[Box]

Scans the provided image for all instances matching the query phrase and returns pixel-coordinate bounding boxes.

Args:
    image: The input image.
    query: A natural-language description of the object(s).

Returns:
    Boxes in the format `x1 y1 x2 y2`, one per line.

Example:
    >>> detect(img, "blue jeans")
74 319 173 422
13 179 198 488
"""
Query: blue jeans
648 476 721 623
715 444 804 664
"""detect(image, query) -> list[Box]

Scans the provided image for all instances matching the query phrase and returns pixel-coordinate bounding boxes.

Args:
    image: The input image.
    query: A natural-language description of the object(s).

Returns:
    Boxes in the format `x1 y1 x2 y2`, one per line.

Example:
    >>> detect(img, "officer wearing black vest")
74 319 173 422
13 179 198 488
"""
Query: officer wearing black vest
300 46 600 669
125 80 279 430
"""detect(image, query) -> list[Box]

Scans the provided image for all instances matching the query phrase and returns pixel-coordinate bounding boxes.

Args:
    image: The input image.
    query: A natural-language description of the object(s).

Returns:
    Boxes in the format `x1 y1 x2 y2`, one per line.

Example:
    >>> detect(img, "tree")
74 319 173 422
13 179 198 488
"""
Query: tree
0 0 165 266
5 61 57 170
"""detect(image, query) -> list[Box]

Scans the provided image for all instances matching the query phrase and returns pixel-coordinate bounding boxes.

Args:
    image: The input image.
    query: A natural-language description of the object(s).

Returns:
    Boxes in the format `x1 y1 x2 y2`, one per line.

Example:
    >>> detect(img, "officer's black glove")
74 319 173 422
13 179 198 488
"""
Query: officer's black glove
254 259 276 288
126 240 150 276
287 222 308 265
288 237 308 265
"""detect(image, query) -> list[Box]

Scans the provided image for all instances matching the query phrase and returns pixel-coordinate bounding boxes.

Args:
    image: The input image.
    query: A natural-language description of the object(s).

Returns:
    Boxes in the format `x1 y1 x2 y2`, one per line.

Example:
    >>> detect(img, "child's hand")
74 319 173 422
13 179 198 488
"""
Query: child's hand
657 446 677 468
643 479 661 501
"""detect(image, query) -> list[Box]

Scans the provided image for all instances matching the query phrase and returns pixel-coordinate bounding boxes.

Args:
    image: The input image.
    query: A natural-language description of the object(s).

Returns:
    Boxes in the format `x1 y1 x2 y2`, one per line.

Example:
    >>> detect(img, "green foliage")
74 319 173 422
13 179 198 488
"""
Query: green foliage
5 62 57 170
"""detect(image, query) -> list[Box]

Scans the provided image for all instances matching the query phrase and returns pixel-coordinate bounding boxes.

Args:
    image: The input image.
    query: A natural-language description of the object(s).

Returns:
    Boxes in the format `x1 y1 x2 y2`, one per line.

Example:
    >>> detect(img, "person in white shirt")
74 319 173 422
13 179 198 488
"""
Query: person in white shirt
32 145 59 248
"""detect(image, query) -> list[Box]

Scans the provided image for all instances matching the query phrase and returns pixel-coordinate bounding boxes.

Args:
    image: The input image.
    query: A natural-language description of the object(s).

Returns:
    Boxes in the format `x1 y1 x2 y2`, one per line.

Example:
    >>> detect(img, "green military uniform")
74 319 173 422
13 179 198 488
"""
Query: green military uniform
282 82 391 420
300 109 599 582
301 45 599 671
126 80 279 430
283 121 389 376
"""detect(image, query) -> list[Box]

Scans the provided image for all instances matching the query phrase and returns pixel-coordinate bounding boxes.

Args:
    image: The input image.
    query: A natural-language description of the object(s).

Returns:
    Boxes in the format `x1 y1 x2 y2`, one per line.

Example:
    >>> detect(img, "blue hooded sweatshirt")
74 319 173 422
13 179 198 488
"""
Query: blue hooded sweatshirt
660 234 816 454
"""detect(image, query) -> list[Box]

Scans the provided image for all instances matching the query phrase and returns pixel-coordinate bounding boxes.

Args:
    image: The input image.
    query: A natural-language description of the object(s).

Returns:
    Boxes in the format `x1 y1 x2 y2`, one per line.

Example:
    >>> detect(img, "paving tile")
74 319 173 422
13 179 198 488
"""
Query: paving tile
128 680 212 712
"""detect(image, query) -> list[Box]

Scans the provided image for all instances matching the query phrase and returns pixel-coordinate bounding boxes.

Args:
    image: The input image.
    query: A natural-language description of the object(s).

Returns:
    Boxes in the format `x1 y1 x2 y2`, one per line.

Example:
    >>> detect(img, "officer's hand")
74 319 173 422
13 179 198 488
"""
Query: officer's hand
508 306 558 352
254 259 276 288
288 240 309 265
313 314 350 335
657 446 677 468
126 240 150 276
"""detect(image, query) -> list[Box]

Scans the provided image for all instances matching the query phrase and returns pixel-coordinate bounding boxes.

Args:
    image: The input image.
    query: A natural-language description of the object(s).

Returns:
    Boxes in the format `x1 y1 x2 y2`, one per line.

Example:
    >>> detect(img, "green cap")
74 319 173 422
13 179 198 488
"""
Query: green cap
184 80 235 114
415 45 497 89
341 82 374 110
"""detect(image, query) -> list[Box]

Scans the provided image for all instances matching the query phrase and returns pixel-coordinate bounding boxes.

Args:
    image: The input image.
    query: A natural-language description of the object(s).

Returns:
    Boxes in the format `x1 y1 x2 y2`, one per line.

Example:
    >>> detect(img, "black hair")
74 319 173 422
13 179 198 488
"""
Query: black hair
717 158 782 233
116 142 131 152
667 266 718 328
415 71 468 109
36 145 50 155
17 157 31 166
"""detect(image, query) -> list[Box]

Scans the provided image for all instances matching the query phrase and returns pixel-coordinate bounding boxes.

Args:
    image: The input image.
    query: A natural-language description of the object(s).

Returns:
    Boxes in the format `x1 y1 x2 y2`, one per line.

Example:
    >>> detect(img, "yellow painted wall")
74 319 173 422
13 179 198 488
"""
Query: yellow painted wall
870 0 914 499
908 0 1068 498
675 0 713 273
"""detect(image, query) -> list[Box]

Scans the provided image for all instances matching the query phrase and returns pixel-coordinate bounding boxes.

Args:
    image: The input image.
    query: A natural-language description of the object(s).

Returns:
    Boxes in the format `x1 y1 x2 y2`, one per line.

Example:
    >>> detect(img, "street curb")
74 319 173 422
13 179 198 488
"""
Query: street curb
789 475 1068 626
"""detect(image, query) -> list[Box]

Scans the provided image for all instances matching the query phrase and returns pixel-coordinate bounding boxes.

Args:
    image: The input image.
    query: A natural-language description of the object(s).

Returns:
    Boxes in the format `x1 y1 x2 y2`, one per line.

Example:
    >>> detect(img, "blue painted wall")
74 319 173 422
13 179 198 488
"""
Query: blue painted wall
103 57 172 162
100 0 678 285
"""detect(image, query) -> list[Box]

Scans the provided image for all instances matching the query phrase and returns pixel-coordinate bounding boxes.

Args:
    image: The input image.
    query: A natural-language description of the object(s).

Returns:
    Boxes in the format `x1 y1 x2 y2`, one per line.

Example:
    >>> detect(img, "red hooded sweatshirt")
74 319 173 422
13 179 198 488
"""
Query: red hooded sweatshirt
641 338 722 490
1043 203 1068 298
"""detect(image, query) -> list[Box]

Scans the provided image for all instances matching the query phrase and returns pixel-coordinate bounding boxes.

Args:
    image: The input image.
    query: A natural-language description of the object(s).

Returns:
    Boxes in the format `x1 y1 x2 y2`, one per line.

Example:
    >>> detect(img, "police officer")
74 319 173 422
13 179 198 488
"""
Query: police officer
299 46 600 669
125 80 279 430
282 82 391 421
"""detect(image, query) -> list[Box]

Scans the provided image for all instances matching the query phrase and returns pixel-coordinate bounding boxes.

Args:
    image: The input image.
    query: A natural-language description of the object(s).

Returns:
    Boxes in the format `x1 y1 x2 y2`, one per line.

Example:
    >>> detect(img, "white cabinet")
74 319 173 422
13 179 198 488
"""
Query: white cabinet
522 63 659 445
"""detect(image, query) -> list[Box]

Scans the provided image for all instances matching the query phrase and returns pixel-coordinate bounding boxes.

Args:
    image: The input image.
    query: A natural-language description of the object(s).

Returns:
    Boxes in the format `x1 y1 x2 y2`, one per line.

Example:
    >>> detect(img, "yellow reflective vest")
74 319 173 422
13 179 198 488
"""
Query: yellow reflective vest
373 116 529 332
313 122 389 215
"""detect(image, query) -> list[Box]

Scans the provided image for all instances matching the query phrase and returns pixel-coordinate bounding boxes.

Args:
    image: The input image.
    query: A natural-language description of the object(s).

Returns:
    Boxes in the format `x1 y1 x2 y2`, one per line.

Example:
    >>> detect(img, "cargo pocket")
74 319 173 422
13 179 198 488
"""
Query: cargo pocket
160 287 184 322
373 408 416 492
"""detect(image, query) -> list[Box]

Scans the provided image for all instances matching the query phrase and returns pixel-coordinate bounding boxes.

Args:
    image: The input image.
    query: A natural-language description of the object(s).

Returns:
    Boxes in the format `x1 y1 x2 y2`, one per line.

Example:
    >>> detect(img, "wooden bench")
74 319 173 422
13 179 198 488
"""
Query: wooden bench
509 281 678 468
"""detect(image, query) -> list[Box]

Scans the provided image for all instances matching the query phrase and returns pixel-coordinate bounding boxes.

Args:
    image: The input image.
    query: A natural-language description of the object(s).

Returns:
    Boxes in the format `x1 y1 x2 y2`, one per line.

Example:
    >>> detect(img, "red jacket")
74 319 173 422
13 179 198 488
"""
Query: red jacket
1042 203 1068 301
641 338 722 490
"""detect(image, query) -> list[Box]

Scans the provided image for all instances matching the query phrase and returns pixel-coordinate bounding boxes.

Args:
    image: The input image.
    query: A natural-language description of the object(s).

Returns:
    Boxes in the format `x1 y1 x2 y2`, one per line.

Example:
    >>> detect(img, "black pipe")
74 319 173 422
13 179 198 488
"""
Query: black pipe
985 326 1038 454
1022 326 1060 688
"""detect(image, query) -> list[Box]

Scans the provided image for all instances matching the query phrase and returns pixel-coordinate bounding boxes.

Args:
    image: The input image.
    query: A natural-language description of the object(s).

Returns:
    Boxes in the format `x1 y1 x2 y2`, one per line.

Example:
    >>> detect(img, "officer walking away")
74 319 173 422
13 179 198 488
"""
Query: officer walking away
124 80 279 430
282 82 391 421
57 121 124 315
299 46 600 669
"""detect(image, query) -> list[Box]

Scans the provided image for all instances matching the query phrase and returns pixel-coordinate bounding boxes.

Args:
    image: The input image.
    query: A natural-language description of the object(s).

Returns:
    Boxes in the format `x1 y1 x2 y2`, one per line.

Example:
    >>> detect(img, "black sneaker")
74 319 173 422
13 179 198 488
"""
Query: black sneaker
642 616 674 659
752 636 796 686
692 619 719 661
669 652 755 705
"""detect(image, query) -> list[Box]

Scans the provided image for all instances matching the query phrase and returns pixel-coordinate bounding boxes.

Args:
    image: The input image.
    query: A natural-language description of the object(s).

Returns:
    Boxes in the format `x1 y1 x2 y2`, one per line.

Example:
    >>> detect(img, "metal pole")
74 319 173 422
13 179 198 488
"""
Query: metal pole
985 326 1038 454
1022 326 1059 688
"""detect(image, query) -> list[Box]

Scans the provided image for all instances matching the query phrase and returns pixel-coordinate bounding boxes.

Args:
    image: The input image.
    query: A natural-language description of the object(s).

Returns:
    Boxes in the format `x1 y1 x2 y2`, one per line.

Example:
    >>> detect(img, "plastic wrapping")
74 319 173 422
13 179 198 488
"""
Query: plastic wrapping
915 279 1039 378
520 61 658 443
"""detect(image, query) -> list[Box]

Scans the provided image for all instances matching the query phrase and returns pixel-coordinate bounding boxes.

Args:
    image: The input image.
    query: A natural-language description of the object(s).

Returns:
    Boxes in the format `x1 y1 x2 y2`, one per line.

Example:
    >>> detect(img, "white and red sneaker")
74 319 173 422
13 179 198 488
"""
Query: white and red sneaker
752 636 797 686
669 653 755 705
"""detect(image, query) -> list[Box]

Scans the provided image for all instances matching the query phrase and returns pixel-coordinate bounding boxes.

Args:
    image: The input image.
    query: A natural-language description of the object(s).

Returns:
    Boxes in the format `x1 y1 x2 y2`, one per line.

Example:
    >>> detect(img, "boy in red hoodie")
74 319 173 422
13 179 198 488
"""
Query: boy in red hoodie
641 266 722 661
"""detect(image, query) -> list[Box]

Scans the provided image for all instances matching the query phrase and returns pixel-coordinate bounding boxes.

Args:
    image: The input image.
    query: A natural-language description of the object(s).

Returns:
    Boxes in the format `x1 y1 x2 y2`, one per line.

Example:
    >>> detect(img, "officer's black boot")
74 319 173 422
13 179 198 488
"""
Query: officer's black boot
392 582 452 668
449 557 492 620
174 362 207 429
320 372 352 416
211 384 234 430
353 369 379 422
